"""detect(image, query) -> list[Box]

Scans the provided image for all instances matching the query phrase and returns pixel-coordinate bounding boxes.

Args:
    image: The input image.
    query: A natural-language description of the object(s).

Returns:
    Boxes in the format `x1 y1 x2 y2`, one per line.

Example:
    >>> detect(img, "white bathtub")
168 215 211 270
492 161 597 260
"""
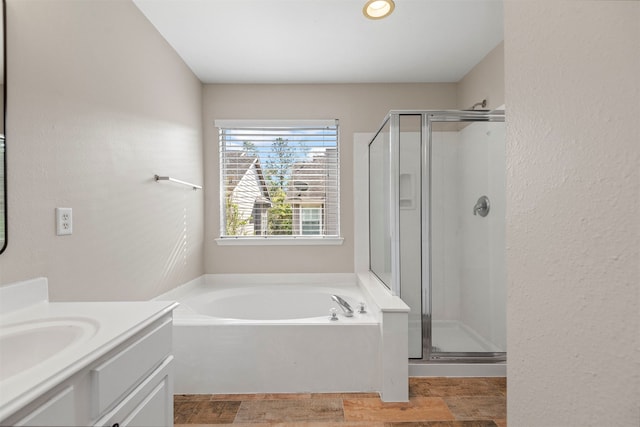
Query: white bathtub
175 281 374 323
155 274 387 395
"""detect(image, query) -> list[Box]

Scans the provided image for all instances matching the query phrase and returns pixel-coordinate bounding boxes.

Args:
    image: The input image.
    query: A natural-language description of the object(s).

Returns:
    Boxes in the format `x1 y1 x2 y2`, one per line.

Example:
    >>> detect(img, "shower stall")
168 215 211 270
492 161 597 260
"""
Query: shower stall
368 110 506 363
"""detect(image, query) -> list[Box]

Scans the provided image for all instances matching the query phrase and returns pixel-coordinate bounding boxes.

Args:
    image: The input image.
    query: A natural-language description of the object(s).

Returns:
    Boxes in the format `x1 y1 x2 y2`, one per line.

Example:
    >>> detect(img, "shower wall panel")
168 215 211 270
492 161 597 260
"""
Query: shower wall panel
458 122 506 351
430 121 506 353
430 131 462 323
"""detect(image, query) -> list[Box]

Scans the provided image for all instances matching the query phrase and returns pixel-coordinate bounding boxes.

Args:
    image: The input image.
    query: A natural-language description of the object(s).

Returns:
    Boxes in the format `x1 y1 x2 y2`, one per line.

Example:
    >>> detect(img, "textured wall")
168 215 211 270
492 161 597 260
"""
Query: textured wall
0 0 204 300
505 1 640 425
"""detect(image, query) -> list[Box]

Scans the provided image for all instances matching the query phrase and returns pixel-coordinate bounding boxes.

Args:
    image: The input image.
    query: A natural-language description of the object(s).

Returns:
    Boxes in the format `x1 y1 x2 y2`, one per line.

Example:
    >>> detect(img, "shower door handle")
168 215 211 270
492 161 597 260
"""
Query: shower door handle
473 196 490 217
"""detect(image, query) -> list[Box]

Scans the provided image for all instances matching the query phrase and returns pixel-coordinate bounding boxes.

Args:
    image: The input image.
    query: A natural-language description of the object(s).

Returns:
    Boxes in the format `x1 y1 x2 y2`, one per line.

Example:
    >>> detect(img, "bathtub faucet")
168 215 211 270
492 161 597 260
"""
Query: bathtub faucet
331 295 354 317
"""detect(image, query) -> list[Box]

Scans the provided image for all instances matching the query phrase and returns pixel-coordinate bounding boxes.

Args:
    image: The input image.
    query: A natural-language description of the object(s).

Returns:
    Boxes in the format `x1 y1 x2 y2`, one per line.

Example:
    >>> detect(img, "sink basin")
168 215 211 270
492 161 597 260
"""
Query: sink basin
0 317 99 381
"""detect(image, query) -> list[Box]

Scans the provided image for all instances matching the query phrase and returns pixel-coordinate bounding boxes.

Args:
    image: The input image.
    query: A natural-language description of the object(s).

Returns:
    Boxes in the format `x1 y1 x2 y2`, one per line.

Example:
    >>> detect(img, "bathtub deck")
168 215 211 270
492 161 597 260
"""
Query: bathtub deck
174 377 506 426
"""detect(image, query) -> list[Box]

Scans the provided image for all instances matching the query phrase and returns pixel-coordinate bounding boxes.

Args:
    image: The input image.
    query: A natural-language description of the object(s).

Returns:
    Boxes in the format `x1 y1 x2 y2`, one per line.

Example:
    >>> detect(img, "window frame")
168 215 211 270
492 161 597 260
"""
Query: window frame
215 119 343 246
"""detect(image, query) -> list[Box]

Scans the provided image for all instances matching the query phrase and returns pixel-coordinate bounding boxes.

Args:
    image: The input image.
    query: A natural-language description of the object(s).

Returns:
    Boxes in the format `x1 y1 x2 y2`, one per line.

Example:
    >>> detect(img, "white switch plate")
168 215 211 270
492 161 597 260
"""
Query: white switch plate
56 208 73 236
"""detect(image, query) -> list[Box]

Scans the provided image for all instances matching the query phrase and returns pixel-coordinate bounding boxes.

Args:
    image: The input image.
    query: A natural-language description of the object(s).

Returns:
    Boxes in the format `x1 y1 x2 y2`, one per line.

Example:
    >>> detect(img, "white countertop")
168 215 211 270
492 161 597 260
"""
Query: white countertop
0 297 178 421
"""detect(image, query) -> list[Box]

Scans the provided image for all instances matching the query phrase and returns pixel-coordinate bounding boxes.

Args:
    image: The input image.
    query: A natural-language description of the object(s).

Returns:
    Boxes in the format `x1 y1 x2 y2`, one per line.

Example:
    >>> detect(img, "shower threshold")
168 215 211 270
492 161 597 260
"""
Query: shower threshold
410 319 506 376
408 360 506 377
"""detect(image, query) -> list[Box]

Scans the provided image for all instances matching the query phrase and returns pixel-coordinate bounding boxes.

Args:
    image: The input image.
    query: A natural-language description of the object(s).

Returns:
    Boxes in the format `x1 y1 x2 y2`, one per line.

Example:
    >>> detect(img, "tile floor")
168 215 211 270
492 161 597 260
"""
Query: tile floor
174 377 506 426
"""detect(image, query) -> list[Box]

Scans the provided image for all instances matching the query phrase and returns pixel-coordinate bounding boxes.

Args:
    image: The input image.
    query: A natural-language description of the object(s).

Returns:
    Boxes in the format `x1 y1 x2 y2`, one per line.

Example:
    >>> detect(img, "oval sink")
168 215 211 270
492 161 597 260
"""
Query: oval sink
0 317 99 381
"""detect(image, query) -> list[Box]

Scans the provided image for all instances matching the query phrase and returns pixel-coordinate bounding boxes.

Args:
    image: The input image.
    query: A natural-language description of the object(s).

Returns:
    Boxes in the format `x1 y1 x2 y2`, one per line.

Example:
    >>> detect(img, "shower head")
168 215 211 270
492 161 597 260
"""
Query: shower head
470 99 487 110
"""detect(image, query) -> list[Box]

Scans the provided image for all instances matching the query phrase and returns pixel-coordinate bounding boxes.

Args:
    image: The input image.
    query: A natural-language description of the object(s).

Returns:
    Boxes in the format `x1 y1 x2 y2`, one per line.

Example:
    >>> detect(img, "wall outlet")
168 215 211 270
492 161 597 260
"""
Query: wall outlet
56 208 73 236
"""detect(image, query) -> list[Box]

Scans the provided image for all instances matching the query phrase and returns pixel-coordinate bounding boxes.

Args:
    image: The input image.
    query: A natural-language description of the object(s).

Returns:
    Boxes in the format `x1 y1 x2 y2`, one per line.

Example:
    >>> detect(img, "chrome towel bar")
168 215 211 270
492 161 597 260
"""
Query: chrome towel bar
154 175 202 190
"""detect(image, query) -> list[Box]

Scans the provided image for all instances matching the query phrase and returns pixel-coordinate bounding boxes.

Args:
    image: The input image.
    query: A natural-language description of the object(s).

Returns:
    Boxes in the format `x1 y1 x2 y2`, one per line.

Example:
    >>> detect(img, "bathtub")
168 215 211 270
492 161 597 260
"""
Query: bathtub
154 274 391 395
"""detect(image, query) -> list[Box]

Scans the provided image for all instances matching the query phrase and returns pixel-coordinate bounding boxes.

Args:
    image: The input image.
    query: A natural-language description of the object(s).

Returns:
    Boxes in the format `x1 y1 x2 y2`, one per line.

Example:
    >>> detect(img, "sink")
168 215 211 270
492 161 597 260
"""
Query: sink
0 317 99 381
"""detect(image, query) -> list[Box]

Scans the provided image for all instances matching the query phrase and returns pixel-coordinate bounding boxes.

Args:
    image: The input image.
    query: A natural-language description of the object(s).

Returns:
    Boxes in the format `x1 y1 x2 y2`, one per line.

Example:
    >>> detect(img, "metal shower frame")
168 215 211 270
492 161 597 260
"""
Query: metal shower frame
369 109 506 363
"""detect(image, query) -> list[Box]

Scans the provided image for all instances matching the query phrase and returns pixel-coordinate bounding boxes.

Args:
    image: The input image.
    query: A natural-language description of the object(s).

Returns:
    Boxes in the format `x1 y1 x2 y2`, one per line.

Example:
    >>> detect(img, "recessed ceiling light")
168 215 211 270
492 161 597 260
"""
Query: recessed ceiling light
363 0 395 20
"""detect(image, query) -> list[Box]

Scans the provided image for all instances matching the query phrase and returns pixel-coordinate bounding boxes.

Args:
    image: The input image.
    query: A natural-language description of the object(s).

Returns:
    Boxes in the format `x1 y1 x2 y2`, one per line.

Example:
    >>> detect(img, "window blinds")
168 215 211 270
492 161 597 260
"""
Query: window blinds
217 120 340 239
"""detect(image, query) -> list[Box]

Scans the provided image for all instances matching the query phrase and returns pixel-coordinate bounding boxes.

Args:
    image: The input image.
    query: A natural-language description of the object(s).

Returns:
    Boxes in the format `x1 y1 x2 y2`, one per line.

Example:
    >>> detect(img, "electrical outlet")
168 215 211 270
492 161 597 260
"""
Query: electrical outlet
56 208 73 236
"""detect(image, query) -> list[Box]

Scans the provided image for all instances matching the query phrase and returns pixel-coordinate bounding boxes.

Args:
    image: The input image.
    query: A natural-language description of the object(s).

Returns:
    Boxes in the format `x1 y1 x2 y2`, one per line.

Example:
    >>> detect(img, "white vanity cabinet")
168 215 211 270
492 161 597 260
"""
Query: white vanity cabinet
93 355 173 427
2 314 175 427
92 318 173 427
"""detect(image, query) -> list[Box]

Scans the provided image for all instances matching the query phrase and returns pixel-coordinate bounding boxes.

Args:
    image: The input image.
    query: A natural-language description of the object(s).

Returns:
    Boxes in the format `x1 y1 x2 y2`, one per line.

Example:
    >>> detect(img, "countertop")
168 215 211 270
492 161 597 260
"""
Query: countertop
0 299 178 421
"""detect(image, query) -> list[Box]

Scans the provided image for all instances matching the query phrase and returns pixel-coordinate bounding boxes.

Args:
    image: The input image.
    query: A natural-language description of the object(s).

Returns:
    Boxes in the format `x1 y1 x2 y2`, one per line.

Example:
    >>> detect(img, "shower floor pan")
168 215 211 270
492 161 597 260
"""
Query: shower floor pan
432 320 503 353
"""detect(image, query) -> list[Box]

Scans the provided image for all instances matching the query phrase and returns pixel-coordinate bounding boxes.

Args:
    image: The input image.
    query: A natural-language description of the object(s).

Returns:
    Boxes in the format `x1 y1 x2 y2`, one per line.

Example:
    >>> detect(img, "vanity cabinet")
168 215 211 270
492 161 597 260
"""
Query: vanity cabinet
2 315 174 427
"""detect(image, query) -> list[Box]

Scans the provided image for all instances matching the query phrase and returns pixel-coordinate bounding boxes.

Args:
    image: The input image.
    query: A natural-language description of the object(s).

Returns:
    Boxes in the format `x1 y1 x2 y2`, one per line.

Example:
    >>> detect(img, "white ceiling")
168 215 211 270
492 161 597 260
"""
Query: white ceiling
132 0 504 84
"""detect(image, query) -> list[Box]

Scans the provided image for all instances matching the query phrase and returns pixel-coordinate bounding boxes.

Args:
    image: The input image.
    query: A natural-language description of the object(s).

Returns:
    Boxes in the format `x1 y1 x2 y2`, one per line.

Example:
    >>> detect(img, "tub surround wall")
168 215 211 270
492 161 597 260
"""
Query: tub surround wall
357 272 410 402
505 1 640 425
0 0 204 300
172 319 381 395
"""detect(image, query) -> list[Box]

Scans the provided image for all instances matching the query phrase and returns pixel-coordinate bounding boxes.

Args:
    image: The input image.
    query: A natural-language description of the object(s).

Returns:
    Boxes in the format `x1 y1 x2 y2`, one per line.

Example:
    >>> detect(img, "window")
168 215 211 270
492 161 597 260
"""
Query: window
301 206 323 235
217 120 340 242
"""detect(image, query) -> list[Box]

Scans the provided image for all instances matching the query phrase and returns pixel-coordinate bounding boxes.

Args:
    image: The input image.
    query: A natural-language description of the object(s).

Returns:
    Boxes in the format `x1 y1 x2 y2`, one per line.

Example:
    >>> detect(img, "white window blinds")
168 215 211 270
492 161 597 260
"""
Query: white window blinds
217 120 340 239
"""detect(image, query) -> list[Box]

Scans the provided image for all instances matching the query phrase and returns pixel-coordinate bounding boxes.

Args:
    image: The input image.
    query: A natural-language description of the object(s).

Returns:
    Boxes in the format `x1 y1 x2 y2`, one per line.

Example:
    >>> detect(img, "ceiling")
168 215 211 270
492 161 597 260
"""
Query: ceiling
132 0 504 84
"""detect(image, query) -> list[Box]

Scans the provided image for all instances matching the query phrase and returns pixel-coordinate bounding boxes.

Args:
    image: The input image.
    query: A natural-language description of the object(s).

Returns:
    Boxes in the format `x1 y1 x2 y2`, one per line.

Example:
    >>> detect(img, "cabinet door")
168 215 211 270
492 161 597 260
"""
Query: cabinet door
95 356 173 427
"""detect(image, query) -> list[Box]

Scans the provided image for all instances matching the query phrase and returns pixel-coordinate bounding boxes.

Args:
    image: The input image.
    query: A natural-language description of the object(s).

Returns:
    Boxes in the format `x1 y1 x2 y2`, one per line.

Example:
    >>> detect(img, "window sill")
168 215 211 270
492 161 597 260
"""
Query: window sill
215 237 344 246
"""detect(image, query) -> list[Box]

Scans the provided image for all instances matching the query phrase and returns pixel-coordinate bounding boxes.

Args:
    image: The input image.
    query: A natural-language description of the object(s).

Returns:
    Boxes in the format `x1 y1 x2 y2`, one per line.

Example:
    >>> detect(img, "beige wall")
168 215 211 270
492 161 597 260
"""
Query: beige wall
458 41 504 110
0 0 504 291
505 1 639 425
203 84 457 274
0 0 204 301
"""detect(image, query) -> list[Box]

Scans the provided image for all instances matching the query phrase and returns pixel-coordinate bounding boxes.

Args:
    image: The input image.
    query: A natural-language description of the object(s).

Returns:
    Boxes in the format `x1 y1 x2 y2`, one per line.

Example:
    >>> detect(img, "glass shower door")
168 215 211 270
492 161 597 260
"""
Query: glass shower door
399 115 423 358
369 119 392 288
428 114 506 358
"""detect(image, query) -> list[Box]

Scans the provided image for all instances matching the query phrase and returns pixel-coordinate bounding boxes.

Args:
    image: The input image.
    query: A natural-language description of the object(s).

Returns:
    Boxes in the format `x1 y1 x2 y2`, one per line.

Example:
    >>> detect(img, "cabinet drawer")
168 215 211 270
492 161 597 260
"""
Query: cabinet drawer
94 356 173 427
92 318 172 415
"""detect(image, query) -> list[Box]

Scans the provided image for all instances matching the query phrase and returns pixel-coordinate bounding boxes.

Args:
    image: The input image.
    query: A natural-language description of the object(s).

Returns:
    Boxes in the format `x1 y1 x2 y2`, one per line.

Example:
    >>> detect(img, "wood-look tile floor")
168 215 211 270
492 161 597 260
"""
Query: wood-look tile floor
174 377 506 427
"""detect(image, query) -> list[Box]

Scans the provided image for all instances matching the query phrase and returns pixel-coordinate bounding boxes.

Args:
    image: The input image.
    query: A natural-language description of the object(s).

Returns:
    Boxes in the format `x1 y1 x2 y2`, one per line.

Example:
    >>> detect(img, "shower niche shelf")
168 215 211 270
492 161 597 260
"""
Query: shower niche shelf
399 173 415 209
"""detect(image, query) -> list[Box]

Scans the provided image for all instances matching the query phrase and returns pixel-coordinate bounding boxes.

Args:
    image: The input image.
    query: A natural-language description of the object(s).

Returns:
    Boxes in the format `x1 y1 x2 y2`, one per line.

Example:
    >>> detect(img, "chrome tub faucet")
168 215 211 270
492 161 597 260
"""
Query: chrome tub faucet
331 294 354 317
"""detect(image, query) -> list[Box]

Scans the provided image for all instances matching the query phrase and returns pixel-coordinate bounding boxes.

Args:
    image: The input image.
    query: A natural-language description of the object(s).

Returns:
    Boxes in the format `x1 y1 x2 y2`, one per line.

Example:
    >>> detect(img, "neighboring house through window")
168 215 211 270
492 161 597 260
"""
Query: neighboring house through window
301 206 322 235
217 120 340 241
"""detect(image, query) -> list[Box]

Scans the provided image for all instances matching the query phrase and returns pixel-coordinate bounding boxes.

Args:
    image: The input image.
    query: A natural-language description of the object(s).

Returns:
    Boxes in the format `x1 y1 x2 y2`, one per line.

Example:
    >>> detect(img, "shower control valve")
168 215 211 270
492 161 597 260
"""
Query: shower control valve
473 195 490 217
329 308 339 321
358 302 367 314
